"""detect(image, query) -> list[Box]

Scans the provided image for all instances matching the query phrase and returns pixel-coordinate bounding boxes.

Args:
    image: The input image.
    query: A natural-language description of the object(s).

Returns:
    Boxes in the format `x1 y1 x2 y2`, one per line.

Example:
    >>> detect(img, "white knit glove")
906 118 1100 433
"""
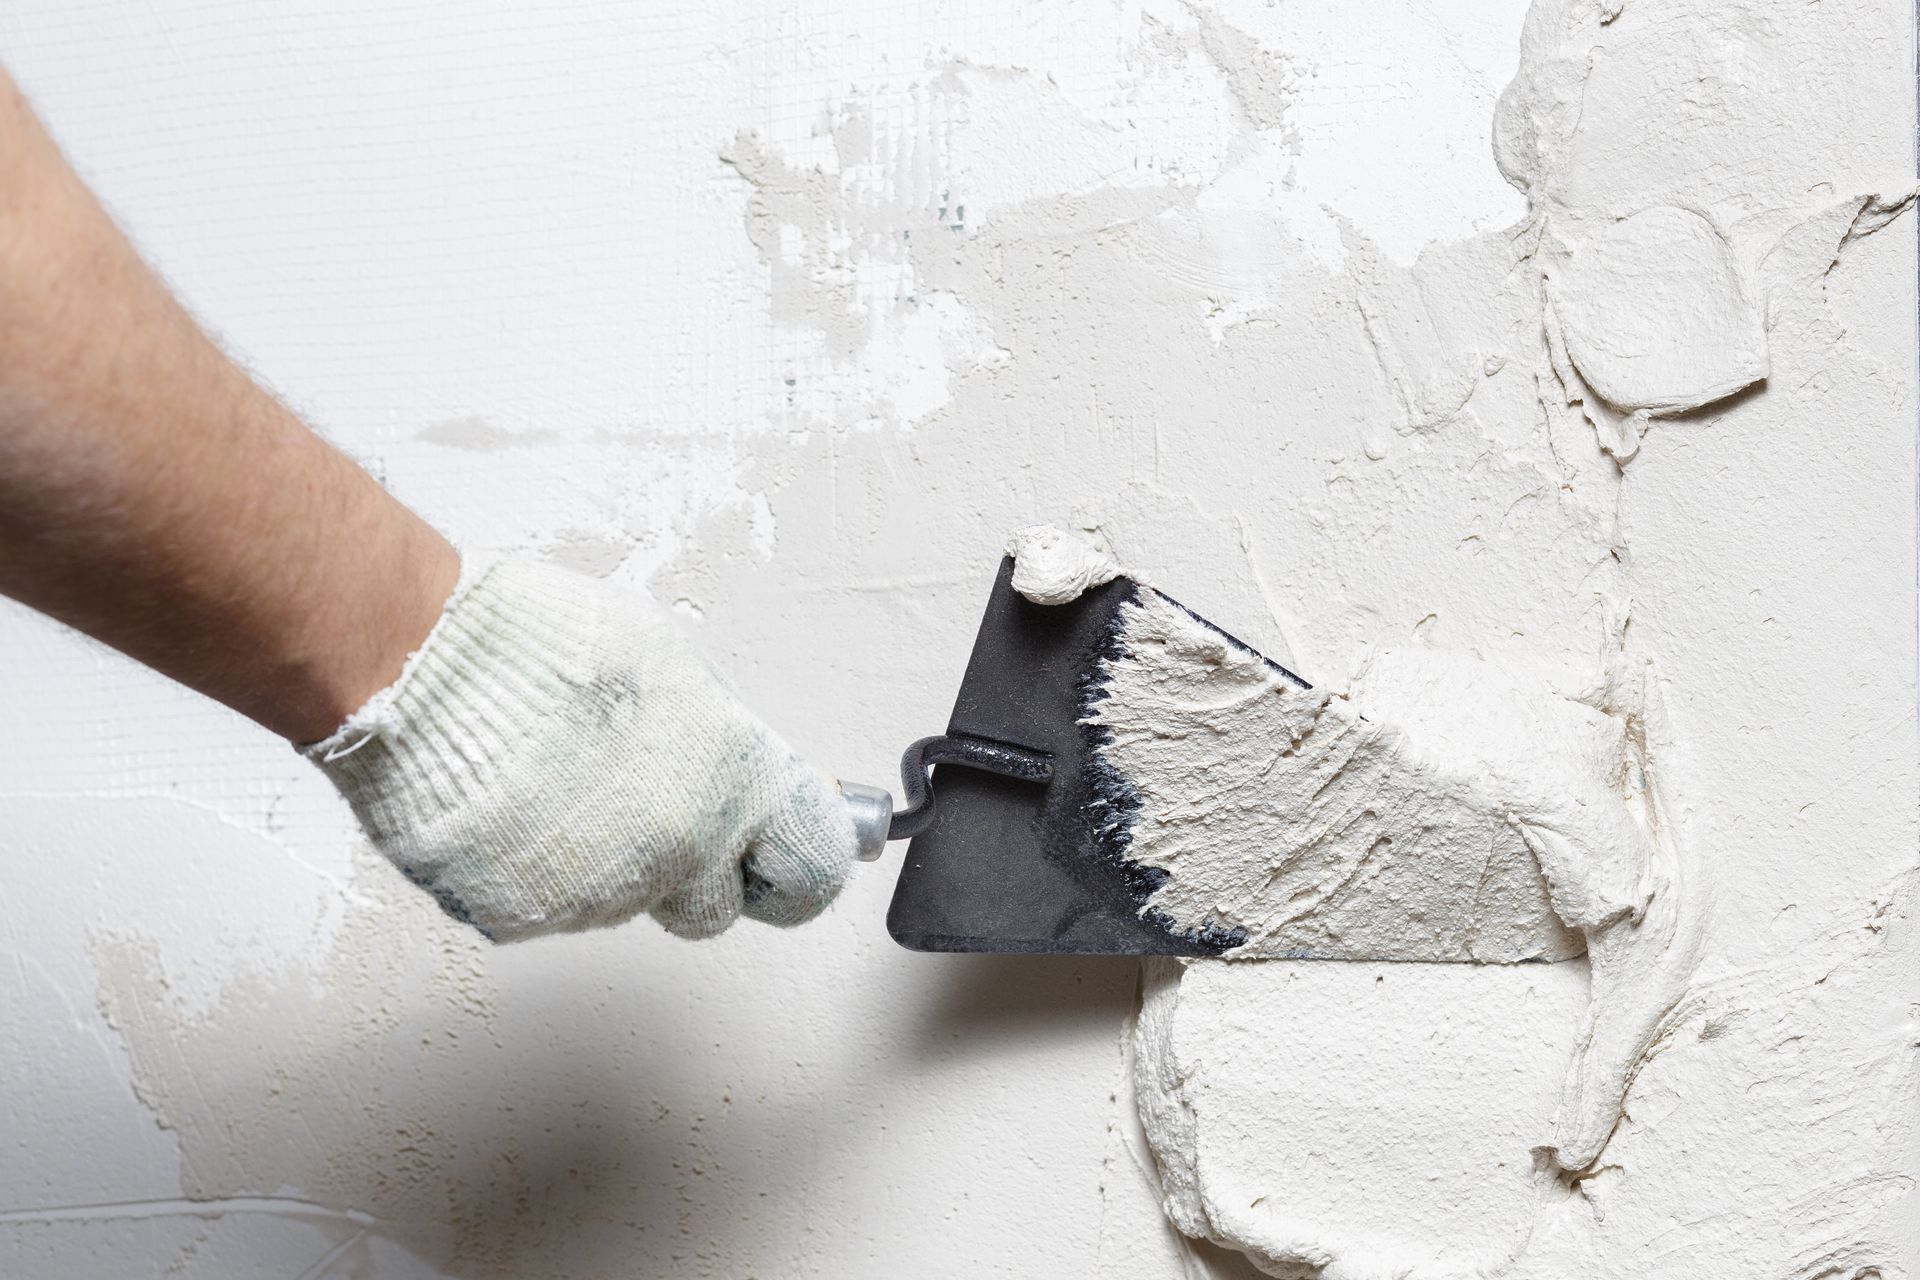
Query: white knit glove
304 558 858 942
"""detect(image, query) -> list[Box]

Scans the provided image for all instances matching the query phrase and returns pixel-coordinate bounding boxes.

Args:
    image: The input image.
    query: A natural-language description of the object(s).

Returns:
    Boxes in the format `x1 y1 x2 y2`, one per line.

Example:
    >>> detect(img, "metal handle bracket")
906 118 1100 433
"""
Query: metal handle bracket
838 733 1054 860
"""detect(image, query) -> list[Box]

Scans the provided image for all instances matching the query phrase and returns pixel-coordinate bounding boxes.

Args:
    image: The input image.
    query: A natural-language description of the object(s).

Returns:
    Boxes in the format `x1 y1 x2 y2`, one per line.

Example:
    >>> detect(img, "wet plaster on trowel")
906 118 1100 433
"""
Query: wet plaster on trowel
688 0 1920 1270
1021 530 1698 1191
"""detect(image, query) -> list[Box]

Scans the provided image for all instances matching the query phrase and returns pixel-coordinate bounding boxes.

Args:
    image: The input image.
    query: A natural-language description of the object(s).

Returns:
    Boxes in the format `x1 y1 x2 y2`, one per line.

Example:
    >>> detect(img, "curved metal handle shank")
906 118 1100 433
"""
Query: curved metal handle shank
838 734 1054 860
888 735 1053 840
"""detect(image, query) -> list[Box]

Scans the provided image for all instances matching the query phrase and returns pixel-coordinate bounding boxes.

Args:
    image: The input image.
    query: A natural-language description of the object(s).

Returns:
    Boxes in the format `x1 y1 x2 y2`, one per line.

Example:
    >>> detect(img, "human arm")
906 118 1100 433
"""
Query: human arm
0 65 857 940
0 62 459 743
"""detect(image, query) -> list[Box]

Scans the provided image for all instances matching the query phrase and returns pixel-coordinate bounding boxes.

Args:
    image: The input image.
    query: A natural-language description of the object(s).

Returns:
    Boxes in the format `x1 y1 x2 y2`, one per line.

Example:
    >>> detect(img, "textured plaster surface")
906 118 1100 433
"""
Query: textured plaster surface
1 0 1914 1276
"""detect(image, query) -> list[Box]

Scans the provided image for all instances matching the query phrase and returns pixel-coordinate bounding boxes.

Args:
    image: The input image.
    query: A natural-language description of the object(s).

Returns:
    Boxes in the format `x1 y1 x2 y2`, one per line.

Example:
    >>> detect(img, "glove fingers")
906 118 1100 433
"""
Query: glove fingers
650 856 746 940
741 774 858 927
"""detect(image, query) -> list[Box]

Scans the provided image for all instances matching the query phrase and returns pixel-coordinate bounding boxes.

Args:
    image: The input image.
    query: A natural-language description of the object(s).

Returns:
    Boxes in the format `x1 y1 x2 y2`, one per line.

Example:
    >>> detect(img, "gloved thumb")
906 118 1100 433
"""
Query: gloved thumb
741 773 857 927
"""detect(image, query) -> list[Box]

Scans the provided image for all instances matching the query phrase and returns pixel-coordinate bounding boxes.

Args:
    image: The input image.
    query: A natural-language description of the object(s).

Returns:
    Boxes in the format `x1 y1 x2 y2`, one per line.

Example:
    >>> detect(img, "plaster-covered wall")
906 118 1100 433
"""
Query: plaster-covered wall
2 2 1913 1277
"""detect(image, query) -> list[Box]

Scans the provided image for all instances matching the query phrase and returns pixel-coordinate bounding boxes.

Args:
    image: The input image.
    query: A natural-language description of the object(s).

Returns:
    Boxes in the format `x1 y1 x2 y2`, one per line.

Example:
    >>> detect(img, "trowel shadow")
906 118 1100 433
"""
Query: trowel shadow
904 952 1143 1066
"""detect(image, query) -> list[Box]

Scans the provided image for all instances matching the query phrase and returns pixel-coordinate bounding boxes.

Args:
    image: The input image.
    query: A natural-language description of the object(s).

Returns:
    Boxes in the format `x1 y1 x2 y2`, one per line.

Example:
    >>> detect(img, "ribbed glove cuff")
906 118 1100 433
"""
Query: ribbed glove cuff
303 558 606 841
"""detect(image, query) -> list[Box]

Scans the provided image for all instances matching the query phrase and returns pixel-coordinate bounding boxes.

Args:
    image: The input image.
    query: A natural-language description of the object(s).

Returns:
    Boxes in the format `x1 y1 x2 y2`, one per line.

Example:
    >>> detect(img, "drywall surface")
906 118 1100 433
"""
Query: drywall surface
0 3 1912 1280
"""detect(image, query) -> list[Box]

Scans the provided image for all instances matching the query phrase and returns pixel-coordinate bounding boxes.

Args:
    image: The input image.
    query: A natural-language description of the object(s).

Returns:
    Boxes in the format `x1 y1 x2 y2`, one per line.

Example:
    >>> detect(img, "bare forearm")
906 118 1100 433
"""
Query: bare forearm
0 66 457 742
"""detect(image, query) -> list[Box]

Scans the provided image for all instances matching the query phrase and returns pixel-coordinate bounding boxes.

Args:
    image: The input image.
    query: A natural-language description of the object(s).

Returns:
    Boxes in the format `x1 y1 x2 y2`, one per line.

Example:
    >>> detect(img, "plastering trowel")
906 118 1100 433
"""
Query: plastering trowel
840 555 1304 956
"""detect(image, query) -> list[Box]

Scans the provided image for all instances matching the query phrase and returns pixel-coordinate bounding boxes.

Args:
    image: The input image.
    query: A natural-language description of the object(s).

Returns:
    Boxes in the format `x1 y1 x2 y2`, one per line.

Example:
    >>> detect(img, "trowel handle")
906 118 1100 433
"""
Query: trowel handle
838 734 1055 863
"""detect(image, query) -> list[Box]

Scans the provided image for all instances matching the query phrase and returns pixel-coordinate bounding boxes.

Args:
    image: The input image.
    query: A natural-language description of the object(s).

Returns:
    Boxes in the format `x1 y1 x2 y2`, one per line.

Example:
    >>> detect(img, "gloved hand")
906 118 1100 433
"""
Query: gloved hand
304 558 857 942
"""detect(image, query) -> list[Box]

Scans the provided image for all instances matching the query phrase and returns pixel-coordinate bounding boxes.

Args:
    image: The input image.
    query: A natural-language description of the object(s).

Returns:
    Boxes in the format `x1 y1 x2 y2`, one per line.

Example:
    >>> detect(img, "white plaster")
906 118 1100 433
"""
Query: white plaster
1007 524 1124 605
1246 0 1532 266
1086 592 1612 969
1 0 1912 1276
1545 204 1770 459
1549 205 1768 415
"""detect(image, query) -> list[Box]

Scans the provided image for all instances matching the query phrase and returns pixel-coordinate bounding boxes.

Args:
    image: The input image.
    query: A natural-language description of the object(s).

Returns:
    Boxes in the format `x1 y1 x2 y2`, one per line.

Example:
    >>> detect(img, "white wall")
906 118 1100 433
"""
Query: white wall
2 1 1913 1277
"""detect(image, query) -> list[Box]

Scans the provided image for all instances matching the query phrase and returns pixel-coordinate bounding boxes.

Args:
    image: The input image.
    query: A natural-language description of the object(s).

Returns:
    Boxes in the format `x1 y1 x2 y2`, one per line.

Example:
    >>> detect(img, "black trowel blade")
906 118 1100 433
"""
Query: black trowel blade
885 558 1246 956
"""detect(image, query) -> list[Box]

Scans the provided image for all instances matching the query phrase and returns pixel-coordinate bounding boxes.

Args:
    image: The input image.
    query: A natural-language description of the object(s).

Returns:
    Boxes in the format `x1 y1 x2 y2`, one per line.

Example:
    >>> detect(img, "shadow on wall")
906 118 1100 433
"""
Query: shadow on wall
906 953 1144 1066
1191 1237 1277 1280
901 954 1275 1280
50 797 1151 1278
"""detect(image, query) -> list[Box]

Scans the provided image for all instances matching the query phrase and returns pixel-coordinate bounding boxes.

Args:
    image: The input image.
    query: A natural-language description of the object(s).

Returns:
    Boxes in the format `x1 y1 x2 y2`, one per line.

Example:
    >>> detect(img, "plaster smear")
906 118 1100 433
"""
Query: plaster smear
88 851 519 1277
1543 205 1769 460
